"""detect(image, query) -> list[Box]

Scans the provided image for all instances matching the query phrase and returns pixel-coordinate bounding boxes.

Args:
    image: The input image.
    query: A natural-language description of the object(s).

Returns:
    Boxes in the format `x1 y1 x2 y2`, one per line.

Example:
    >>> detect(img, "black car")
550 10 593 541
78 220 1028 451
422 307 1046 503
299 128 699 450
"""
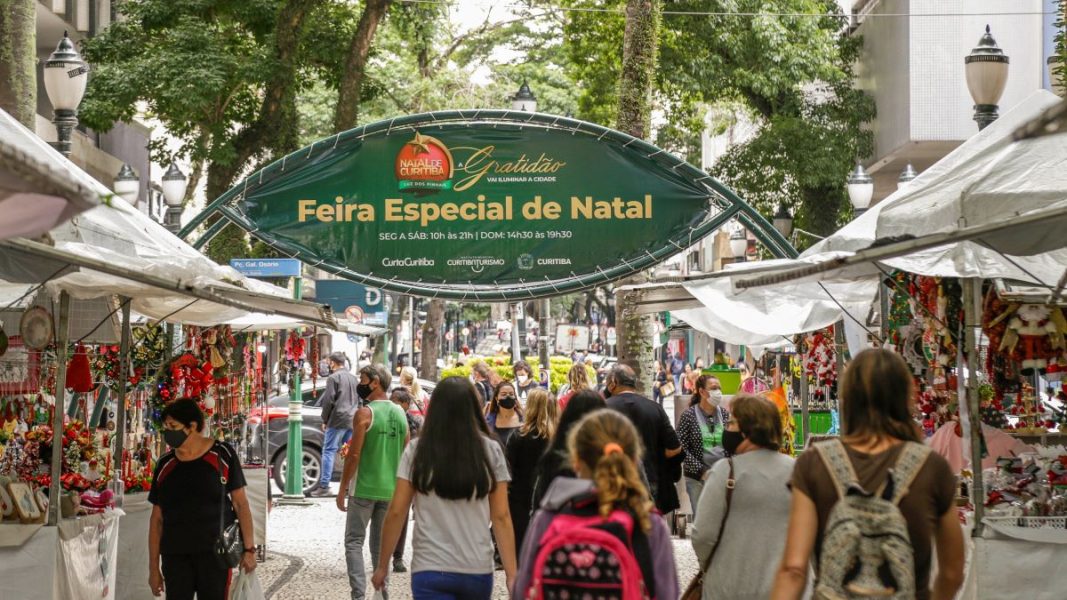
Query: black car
252 378 435 490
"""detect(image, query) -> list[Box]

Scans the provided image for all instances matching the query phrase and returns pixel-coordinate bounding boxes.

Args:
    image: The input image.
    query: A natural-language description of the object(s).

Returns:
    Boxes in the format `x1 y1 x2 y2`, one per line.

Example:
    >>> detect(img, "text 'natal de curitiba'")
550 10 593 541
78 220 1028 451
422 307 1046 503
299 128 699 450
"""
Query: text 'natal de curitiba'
296 195 654 227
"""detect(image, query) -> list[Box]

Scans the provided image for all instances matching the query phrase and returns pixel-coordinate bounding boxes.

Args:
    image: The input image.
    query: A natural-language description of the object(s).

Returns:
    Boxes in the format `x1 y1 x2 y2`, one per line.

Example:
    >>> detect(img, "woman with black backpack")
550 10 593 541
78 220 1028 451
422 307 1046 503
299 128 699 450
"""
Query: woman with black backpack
513 409 679 600
771 349 965 600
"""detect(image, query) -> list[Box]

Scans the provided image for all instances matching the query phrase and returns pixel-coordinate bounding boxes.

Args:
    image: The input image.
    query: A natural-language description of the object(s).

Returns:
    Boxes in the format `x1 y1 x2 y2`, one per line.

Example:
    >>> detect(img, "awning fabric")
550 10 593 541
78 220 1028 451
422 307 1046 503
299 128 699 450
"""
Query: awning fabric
0 108 101 240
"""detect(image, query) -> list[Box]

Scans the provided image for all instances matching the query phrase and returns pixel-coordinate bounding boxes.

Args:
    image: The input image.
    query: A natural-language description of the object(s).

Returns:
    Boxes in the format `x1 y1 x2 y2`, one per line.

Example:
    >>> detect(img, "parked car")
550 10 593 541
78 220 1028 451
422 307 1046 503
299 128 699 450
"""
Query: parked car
248 377 436 490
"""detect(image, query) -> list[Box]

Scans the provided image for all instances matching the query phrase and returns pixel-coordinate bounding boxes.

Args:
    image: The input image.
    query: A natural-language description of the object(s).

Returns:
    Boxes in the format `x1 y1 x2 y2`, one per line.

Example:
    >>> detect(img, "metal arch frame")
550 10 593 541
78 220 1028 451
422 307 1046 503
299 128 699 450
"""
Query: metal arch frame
179 110 797 299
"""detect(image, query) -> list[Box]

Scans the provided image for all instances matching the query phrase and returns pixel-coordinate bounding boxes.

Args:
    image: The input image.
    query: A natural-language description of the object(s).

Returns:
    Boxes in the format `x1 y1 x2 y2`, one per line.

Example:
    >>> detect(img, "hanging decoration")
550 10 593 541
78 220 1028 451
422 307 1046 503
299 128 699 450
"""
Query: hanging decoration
65 343 94 393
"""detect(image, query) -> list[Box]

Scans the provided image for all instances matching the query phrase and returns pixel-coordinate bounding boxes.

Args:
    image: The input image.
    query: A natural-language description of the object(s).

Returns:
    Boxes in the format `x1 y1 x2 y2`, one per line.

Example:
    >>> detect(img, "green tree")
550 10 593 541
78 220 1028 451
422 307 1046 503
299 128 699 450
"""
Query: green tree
562 0 874 240
81 0 396 263
614 0 662 392
0 0 36 128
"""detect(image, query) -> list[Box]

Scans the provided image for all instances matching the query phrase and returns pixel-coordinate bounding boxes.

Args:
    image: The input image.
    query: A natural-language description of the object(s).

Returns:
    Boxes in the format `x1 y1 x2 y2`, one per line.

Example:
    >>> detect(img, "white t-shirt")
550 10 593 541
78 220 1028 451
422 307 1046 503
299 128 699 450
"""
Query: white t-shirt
397 436 511 574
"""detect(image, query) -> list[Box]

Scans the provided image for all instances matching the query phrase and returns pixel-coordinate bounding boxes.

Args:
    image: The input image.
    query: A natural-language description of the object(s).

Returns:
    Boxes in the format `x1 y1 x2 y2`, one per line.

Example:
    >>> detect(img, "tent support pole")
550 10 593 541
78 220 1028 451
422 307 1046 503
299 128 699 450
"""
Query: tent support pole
112 298 132 506
801 357 811 448
963 278 985 537
834 320 845 418
47 292 72 526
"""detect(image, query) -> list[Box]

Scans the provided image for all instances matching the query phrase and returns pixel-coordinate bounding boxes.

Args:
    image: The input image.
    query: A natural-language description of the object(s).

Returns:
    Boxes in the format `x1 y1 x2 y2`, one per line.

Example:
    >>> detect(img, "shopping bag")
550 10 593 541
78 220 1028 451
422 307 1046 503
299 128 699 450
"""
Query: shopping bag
372 591 386 600
228 570 266 600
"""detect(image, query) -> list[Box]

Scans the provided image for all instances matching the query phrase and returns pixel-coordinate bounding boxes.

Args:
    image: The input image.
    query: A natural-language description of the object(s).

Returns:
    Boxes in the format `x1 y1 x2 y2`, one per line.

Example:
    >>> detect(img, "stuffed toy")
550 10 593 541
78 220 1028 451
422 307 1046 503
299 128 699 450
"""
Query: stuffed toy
998 303 1067 374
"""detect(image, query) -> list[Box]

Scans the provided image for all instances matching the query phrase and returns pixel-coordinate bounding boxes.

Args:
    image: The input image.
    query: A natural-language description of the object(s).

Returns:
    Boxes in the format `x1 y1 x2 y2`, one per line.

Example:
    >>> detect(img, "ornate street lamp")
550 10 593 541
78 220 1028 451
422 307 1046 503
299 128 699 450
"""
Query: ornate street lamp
729 228 748 262
897 163 918 190
511 81 537 112
113 163 140 206
43 32 89 158
847 163 874 216
161 163 188 234
772 205 794 240
1049 55 1065 97
965 25 1010 131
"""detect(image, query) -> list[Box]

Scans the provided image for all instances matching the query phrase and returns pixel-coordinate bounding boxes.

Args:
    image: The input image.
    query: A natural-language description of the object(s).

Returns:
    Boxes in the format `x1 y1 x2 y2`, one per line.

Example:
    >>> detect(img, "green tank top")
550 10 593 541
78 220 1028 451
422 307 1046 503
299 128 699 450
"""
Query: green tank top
352 400 408 500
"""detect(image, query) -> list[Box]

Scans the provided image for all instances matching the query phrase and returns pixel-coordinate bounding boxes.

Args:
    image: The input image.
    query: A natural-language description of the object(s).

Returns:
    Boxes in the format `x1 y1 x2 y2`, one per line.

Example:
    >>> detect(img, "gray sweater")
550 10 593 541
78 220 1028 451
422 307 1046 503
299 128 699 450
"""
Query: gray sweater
319 368 360 430
690 448 796 600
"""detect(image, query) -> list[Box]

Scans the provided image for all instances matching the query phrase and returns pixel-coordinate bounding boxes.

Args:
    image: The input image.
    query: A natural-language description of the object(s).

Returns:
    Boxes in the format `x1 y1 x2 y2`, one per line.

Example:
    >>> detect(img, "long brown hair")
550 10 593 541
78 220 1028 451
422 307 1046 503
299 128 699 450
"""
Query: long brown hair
568 409 653 532
567 363 592 393
840 348 921 443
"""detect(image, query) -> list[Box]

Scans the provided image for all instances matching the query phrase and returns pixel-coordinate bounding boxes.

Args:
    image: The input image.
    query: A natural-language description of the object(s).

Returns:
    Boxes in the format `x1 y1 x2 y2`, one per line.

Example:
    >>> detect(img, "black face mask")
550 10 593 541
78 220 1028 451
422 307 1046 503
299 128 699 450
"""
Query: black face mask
604 383 614 398
357 383 373 399
498 395 517 410
722 429 745 455
163 428 189 450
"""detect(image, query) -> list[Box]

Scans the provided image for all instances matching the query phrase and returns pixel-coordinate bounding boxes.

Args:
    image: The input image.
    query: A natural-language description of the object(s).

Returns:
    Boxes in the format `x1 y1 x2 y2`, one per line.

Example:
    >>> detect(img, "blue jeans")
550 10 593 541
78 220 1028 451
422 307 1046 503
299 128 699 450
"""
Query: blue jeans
411 572 494 600
321 427 352 488
685 476 705 515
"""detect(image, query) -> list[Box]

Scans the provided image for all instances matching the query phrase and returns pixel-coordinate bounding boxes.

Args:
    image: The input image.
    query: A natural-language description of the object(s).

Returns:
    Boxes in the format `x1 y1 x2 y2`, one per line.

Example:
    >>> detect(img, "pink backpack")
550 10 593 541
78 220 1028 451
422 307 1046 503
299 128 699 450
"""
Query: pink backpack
527 494 656 600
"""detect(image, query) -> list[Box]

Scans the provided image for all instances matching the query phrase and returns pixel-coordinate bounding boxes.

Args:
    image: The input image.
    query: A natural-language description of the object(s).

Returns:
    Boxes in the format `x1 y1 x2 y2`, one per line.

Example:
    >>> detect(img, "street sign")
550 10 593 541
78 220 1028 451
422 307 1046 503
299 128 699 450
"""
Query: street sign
606 327 617 346
315 280 384 313
229 258 301 278
445 330 454 341
344 305 365 323
461 327 470 337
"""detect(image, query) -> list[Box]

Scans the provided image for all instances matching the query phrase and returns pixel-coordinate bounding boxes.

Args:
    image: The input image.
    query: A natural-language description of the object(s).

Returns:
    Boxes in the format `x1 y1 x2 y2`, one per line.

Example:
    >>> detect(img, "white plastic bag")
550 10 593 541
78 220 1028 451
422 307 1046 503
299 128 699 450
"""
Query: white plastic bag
372 591 386 600
228 569 266 600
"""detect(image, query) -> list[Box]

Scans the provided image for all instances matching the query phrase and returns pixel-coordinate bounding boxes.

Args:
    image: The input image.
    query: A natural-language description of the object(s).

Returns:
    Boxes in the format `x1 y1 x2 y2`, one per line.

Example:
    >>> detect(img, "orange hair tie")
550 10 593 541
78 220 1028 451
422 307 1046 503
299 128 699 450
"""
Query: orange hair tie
602 442 624 456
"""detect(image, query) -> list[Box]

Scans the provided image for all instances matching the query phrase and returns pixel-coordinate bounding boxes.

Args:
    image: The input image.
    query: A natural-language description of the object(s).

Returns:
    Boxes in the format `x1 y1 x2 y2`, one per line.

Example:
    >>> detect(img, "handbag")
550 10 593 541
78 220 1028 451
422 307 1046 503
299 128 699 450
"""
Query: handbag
659 380 676 397
209 448 244 570
681 457 735 600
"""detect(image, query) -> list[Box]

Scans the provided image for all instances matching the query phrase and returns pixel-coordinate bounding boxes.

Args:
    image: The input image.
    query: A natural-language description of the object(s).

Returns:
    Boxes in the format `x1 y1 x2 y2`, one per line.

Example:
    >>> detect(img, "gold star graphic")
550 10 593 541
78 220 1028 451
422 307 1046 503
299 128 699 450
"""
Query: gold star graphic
407 132 432 155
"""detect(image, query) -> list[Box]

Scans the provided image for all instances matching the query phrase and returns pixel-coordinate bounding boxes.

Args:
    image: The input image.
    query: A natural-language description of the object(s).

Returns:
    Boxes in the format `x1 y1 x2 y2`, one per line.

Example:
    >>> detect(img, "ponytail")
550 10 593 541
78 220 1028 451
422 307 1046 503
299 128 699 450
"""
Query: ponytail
568 409 654 532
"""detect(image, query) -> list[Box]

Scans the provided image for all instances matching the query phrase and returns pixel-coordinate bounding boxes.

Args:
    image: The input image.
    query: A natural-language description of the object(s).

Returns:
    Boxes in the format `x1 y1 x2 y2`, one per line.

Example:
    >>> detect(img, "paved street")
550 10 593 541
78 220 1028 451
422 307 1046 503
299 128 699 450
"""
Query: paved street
258 495 701 599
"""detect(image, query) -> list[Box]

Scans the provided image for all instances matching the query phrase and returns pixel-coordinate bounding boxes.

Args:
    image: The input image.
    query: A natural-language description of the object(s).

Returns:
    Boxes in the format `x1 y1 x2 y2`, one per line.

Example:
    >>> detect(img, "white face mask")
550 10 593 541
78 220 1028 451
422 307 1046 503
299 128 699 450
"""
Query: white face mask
707 390 724 406
516 374 529 384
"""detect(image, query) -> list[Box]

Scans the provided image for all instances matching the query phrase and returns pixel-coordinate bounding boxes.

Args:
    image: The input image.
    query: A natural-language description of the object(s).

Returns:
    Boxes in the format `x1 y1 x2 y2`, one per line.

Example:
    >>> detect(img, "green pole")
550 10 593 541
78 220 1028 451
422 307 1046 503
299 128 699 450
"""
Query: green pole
282 276 309 502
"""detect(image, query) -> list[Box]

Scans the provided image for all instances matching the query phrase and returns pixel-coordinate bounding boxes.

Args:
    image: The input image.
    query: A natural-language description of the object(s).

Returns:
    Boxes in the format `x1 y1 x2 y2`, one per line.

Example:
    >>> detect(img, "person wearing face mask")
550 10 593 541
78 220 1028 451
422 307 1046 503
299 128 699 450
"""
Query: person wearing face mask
676 374 730 513
310 352 361 498
690 394 797 600
148 399 256 599
337 364 410 600
486 381 524 447
511 360 537 405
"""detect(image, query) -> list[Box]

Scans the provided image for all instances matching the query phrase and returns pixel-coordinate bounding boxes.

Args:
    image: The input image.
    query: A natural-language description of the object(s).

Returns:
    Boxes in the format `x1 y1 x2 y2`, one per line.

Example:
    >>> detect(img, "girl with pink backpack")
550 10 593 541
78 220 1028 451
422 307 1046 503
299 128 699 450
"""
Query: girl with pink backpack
513 409 679 600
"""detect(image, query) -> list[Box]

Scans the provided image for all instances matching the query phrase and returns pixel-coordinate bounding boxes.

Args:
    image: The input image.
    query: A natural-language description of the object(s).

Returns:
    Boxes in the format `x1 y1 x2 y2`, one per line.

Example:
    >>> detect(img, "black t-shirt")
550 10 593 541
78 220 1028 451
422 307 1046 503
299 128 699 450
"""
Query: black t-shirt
149 440 246 555
606 391 681 490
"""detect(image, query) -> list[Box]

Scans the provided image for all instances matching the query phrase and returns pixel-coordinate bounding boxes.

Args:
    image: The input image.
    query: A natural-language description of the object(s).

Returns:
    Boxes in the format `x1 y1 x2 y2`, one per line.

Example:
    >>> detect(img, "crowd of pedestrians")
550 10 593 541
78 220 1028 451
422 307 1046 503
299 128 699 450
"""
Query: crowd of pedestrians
291 347 965 600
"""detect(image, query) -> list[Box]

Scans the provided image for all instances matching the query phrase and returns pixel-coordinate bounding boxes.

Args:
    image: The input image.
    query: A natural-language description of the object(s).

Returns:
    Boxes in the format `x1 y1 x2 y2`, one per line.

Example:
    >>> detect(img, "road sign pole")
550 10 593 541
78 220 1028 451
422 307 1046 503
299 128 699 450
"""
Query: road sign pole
281 275 310 504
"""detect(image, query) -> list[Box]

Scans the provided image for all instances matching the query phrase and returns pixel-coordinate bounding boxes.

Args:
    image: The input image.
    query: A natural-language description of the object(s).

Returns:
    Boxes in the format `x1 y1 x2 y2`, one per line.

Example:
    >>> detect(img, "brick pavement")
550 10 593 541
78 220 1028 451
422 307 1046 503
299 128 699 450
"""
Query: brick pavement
258 495 701 599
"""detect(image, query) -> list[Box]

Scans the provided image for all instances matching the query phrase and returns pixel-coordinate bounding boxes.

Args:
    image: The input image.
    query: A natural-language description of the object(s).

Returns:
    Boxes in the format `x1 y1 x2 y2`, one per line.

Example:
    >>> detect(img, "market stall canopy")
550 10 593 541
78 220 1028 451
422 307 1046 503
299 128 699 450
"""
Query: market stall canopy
734 90 1067 289
0 108 102 240
224 313 381 335
0 189 334 327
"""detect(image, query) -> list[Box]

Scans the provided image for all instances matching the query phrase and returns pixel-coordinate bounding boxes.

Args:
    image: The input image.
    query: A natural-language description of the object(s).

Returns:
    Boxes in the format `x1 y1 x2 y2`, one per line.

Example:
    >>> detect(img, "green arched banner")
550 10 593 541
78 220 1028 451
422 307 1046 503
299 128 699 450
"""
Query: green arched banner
180 111 795 300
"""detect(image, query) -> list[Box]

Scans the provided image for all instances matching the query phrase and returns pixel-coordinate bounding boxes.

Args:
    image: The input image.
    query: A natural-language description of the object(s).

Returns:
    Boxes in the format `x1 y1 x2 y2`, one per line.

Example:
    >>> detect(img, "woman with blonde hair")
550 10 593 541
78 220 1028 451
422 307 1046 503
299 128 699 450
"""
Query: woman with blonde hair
505 388 559 546
557 362 592 411
513 409 679 599
399 366 428 416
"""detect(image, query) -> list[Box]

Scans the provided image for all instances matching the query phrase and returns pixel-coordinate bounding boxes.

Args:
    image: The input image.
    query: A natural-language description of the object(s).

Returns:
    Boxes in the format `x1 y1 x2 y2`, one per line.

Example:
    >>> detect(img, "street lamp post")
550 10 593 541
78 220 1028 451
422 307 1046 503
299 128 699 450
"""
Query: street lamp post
965 25 1010 131
898 163 918 190
161 163 188 234
729 227 748 263
511 81 537 112
113 164 140 207
772 205 794 240
846 163 874 217
43 32 89 159
510 82 551 370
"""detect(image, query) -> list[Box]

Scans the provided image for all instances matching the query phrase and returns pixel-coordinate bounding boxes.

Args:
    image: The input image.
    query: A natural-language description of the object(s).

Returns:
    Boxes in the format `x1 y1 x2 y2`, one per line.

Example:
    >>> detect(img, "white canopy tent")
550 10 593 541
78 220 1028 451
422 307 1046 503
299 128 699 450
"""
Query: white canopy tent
0 108 101 240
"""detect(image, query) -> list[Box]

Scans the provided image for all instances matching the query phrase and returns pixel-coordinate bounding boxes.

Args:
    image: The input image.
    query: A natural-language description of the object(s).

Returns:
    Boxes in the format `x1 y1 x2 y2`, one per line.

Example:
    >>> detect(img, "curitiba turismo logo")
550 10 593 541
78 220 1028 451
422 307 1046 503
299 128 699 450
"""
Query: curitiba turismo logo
395 132 454 192
517 254 535 270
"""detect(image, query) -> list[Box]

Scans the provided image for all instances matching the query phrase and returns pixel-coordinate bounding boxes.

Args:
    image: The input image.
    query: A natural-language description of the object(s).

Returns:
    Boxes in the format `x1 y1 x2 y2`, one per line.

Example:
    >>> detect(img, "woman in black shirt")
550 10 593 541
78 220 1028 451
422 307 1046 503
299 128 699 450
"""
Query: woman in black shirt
148 399 256 599
505 388 558 546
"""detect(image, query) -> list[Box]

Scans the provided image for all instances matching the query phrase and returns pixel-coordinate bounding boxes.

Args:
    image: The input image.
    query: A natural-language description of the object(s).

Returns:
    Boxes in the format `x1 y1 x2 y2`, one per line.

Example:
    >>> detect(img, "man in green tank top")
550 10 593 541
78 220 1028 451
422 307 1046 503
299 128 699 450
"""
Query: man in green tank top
337 364 408 600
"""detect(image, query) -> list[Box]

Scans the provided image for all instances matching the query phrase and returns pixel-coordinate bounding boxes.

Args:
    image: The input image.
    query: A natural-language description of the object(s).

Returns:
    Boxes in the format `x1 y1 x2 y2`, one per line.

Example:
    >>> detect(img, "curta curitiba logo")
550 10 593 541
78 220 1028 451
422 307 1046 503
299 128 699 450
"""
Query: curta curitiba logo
395 132 454 192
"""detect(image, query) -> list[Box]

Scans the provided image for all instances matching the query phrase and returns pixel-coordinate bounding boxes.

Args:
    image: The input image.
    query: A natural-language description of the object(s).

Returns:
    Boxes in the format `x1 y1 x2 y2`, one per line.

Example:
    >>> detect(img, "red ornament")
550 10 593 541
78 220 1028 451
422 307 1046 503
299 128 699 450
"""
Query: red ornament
66 343 94 393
